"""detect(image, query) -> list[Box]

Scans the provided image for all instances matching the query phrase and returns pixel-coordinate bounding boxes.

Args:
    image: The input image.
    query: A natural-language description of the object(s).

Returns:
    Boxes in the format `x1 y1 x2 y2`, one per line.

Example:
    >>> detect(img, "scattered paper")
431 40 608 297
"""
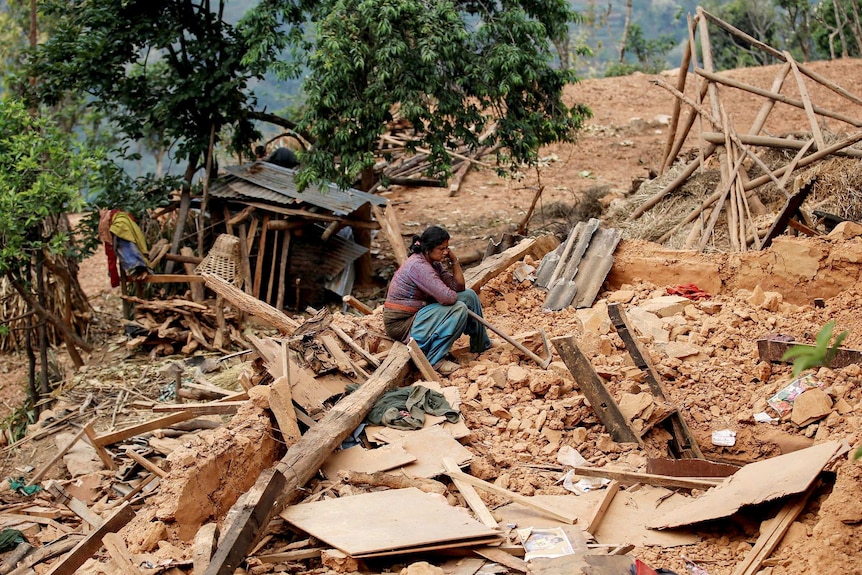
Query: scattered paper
556 445 587 468
753 412 779 424
711 429 737 446
767 374 825 416
561 469 609 493
516 527 575 561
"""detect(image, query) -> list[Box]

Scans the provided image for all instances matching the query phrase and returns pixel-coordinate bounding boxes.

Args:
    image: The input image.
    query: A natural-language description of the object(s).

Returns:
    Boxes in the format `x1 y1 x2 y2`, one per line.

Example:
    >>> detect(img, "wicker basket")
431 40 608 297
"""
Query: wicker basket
195 234 245 288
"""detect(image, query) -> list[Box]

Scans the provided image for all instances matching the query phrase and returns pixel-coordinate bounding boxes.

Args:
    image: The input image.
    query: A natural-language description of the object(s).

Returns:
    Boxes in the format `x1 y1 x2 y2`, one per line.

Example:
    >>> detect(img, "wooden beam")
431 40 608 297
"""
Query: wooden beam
43 502 136 575
46 481 104 528
203 343 412 575
342 295 373 315
193 523 220 574
27 421 92 486
122 448 168 479
550 336 643 445
371 203 408 265
83 421 116 471
142 274 206 283
571 466 722 490
464 238 536 292
202 271 300 332
151 402 244 415
757 336 862 368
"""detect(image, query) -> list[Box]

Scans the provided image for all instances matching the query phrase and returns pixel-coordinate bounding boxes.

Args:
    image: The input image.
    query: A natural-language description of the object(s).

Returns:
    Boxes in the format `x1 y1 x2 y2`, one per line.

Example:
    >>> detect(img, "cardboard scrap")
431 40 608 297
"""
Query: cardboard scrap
321 443 417 478
649 440 841 529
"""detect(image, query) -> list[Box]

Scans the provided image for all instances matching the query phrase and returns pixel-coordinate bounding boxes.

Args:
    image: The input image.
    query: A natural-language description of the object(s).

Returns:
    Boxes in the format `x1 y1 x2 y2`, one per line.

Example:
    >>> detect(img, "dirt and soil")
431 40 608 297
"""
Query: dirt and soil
2 58 862 574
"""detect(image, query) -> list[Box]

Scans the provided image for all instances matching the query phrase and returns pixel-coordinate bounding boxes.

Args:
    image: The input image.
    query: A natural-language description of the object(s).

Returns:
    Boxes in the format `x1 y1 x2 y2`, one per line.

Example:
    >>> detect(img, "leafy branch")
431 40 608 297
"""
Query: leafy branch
780 321 848 379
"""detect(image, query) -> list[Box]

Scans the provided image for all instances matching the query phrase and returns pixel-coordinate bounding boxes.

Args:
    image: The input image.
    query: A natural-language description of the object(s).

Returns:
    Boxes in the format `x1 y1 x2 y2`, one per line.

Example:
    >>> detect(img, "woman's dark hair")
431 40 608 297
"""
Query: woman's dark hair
409 225 450 255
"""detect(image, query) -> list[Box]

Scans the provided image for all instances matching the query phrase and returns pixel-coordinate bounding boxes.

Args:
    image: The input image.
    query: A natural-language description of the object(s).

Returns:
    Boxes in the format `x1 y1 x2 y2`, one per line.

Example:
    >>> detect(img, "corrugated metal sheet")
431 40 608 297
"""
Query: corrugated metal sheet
212 162 386 215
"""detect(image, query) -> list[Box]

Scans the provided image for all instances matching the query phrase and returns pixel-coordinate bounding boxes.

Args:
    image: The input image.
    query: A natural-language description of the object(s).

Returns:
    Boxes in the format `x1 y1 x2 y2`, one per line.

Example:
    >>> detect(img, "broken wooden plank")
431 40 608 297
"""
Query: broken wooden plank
371 203 408 266
343 295 374 316
550 336 643 445
444 468 577 524
204 342 412 575
102 532 142 575
442 457 498 529
47 482 104 528
474 546 528 573
257 548 324 562
732 485 815 575
123 448 168 479
5 535 83 575
585 481 620 535
43 502 135 575
83 420 116 471
572 467 722 491
757 335 862 369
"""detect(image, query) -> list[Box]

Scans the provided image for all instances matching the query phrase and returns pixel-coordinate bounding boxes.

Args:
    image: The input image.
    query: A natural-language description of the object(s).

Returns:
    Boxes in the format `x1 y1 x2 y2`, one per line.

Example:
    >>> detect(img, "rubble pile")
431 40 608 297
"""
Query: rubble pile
0 229 860 575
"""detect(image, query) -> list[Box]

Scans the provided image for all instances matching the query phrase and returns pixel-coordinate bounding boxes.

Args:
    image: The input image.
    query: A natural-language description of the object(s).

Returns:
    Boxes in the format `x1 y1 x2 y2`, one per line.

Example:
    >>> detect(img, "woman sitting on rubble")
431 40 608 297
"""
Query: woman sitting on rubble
383 225 491 375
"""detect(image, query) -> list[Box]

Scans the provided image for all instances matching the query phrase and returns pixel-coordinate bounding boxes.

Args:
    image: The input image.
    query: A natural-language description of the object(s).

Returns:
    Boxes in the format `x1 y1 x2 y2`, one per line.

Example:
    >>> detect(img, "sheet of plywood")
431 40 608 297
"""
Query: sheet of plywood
650 440 841 529
396 425 473 478
280 487 500 556
321 444 417 478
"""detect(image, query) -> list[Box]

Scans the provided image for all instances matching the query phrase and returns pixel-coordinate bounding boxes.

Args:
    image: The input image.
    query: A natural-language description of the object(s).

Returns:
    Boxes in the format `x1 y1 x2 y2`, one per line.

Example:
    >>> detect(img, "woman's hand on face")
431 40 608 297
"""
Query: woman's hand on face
446 248 459 265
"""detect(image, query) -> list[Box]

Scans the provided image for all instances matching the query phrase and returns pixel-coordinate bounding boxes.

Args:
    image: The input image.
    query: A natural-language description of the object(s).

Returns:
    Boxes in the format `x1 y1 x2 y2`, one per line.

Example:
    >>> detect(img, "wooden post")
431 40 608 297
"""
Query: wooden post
203 343 412 575
253 215 269 299
275 230 291 311
181 247 205 303
607 304 703 459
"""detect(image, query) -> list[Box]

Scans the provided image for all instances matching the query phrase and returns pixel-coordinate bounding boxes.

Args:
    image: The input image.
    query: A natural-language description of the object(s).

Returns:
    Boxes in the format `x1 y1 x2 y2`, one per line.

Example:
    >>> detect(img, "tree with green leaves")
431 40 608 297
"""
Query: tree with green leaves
0 96 103 408
243 0 591 192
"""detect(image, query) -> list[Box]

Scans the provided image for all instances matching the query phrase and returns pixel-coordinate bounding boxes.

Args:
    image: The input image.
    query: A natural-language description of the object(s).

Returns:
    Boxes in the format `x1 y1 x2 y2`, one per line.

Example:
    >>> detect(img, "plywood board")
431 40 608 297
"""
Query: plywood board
321 444 417 478
280 487 500 556
650 440 841 529
396 425 473 478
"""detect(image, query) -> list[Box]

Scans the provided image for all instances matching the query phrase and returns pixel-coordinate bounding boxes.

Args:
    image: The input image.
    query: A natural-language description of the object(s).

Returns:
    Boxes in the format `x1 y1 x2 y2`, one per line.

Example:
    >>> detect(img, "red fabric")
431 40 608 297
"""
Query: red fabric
104 241 121 288
666 283 711 300
633 559 659 575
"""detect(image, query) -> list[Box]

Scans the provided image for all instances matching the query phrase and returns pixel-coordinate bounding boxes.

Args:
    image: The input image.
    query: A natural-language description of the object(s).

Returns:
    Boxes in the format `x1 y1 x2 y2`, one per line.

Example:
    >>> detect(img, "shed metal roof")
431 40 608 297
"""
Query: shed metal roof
211 162 386 216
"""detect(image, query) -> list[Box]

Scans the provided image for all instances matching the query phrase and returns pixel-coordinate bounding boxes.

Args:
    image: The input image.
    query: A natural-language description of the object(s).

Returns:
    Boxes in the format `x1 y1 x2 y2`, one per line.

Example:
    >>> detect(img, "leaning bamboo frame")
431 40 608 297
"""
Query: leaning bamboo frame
643 8 862 252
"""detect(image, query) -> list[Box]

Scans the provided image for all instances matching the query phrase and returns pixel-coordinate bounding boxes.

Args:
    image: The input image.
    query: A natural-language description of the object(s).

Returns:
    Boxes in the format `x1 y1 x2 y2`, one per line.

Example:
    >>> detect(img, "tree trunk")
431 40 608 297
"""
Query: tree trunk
165 158 199 274
618 0 633 63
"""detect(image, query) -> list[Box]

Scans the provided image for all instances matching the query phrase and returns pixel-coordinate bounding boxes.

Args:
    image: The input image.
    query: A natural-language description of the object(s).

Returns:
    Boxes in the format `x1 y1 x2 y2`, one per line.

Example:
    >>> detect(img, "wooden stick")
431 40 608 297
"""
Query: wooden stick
342 295 373 315
381 135 494 169
123 448 168 479
6 536 83 575
26 420 92 487
571 467 721 490
627 146 716 221
83 421 116 471
275 230 291 311
442 458 498 529
330 324 379 368
695 67 862 129
585 480 620 535
660 14 700 174
142 274 206 283
104 473 158 510
47 481 104 528
785 51 825 150
748 62 791 137
444 468 577 524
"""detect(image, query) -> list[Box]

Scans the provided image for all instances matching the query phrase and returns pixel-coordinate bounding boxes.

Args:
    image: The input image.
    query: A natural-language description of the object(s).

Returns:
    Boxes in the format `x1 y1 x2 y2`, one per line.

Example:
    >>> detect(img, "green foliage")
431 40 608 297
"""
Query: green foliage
780 321 849 379
703 0 784 70
605 24 676 77
32 0 270 178
0 97 102 277
290 0 591 190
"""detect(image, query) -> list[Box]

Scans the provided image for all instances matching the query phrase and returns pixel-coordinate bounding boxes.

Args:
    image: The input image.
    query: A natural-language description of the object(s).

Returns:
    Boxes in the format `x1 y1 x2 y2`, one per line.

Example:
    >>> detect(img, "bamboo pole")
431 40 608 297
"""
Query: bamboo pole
660 13 699 175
